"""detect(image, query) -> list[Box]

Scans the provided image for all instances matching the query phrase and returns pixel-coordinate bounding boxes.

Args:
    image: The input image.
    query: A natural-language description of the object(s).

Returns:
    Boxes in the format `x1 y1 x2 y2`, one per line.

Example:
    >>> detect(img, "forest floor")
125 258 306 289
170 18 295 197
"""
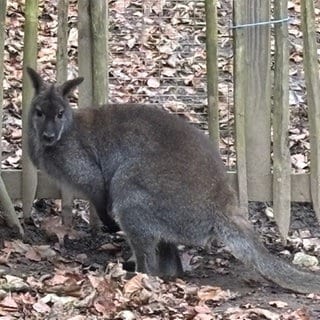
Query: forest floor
1 0 320 319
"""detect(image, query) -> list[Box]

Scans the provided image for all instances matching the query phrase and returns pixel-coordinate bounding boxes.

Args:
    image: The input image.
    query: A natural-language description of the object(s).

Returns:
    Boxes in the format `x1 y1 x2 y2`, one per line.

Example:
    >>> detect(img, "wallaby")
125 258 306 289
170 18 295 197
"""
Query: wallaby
27 67 320 293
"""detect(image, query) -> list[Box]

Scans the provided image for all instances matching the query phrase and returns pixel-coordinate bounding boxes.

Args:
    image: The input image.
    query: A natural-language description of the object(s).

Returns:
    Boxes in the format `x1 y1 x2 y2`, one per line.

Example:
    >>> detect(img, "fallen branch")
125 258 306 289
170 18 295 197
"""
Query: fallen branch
0 176 24 236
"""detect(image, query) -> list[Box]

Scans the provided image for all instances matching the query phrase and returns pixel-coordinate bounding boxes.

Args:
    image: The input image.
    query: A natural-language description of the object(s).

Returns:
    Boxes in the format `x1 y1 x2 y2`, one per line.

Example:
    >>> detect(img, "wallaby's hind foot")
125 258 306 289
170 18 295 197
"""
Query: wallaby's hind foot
89 196 120 233
102 217 120 233
123 242 183 279
131 239 159 275
123 260 136 272
157 242 183 279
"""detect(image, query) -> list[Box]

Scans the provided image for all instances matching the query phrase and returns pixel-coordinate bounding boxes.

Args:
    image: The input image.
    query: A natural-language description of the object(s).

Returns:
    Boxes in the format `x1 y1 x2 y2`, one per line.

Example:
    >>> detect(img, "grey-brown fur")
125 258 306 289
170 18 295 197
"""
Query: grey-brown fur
27 68 320 293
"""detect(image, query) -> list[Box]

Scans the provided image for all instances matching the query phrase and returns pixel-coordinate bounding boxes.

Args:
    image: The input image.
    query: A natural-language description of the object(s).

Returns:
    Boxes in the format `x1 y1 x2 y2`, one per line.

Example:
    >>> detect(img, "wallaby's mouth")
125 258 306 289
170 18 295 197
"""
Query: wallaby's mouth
42 140 57 147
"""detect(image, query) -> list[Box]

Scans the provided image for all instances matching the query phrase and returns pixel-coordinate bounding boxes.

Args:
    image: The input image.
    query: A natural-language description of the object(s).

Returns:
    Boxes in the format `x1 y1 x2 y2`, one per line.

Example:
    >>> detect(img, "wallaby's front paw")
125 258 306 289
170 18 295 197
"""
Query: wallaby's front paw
123 260 136 272
101 223 121 233
109 225 121 233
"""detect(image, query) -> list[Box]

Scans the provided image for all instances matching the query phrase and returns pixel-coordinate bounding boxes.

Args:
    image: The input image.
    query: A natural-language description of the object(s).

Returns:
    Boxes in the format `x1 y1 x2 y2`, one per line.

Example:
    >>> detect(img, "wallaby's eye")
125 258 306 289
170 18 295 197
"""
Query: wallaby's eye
35 109 43 117
57 110 64 119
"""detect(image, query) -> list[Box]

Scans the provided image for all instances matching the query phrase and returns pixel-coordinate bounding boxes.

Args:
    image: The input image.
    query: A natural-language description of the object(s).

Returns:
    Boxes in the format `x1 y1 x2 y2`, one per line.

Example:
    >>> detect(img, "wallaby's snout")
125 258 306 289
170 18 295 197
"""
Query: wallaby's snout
39 117 62 146
42 131 56 145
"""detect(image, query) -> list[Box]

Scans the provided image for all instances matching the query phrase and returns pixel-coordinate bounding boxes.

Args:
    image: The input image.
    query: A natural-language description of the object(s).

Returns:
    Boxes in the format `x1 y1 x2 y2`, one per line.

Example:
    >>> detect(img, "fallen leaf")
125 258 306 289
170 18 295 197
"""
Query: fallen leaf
47 274 69 286
225 307 280 320
26 276 44 291
194 314 214 320
123 273 147 297
66 315 87 320
25 246 42 262
0 251 11 265
194 304 212 314
197 286 233 302
115 310 136 320
32 300 51 314
147 78 160 88
0 295 18 310
41 293 77 305
282 307 311 320
33 245 57 259
66 315 88 320
293 252 319 267
4 275 29 292
3 240 30 255
98 243 121 253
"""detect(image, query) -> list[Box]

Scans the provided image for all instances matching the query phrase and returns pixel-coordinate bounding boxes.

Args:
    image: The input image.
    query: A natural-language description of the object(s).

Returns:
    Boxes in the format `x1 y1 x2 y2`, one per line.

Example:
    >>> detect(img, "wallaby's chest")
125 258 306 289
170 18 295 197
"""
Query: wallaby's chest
39 141 106 195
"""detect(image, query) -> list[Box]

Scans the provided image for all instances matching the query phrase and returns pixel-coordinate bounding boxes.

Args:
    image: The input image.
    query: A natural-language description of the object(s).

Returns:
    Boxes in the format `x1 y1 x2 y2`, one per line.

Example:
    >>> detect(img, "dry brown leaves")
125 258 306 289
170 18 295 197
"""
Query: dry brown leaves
2 237 318 320
0 237 238 319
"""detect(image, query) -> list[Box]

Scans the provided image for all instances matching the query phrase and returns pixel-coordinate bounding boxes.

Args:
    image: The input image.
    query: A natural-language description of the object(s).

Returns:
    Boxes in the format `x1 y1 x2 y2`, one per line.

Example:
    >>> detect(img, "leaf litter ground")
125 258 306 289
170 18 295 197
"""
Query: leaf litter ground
0 202 320 319
2 0 320 318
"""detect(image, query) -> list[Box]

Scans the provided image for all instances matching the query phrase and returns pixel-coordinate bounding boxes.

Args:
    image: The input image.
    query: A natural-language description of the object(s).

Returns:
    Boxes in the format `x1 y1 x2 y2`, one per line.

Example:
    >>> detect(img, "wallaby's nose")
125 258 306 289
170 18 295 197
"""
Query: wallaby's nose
42 132 55 143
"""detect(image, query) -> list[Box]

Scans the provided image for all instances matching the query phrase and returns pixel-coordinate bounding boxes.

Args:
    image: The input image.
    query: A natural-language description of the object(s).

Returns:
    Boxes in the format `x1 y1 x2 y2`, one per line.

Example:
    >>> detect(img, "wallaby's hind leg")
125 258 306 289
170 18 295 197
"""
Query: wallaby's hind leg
118 208 159 275
128 237 159 275
157 242 183 278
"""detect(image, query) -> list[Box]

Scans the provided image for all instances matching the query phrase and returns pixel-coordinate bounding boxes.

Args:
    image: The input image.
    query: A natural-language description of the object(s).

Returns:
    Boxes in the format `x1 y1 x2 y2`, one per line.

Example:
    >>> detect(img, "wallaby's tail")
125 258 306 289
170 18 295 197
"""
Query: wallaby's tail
215 211 320 294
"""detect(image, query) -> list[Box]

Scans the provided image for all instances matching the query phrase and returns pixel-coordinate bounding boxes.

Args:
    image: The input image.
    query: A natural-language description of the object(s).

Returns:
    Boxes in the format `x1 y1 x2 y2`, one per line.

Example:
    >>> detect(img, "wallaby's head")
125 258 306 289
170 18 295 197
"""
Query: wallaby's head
27 67 84 146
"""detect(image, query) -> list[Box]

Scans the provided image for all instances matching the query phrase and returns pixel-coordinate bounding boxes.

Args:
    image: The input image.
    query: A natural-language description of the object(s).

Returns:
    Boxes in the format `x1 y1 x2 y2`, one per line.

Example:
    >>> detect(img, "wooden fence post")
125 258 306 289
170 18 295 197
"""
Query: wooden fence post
78 0 93 106
56 0 74 227
89 0 108 227
205 0 219 149
234 0 271 210
57 0 69 82
273 0 291 241
22 0 39 222
90 0 108 105
301 0 320 221
233 1 248 212
78 0 108 228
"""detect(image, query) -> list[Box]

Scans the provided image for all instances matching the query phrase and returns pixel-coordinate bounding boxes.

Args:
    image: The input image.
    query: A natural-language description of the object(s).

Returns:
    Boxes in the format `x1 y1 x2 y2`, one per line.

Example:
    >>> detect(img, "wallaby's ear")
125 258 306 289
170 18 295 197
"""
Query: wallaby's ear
26 67 44 94
59 77 84 97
